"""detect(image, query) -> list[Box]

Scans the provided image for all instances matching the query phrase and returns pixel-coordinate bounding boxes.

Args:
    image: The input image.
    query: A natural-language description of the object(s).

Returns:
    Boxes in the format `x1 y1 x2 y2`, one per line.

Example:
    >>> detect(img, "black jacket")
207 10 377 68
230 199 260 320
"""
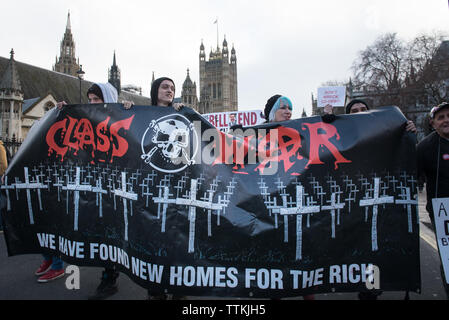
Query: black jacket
417 131 449 218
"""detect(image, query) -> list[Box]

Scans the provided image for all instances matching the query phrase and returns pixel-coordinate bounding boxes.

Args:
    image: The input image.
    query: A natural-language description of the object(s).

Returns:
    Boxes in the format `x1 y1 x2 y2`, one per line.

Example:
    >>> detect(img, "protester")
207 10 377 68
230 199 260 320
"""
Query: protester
147 77 184 300
263 94 314 300
56 82 124 297
263 94 292 123
323 99 417 133
417 102 449 298
323 99 416 300
57 79 182 299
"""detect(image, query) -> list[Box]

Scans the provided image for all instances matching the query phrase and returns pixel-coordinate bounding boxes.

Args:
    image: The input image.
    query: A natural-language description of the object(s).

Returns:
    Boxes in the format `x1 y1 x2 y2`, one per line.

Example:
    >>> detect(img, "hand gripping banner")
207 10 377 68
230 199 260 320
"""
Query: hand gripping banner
1 104 420 297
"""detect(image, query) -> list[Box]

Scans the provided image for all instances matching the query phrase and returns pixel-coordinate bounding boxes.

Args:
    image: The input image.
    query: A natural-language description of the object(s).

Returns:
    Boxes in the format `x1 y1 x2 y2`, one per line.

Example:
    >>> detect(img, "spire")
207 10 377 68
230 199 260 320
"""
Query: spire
66 10 71 30
0 49 22 92
183 68 193 88
108 51 121 94
301 108 307 118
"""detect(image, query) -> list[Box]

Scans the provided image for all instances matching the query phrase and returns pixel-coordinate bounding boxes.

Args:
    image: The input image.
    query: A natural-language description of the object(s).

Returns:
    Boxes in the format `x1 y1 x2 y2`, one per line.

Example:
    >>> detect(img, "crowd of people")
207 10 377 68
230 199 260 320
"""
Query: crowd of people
0 77 448 300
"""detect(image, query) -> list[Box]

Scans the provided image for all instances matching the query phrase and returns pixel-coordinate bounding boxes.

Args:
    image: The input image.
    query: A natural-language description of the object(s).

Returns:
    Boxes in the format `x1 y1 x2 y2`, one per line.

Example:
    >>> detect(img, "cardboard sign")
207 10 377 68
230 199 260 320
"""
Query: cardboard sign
317 86 347 108
432 197 449 283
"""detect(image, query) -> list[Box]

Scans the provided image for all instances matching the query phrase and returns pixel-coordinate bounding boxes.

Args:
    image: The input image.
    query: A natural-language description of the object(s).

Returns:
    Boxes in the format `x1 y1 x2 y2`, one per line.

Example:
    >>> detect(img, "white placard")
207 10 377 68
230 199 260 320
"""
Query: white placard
317 86 346 108
432 197 449 284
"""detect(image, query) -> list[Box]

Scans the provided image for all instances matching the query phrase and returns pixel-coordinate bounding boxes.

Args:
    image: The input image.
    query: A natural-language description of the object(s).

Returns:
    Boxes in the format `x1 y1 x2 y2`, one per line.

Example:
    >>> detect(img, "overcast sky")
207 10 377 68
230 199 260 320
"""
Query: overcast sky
1 0 448 118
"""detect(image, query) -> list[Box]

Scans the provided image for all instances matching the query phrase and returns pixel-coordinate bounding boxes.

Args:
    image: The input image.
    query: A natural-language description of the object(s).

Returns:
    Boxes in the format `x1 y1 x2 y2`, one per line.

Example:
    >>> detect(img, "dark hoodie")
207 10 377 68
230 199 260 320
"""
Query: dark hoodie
150 77 175 106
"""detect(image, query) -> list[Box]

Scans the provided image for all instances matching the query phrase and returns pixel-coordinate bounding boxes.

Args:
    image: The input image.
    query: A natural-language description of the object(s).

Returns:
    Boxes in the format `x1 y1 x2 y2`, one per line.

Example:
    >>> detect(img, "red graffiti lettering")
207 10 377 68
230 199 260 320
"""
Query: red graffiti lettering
302 122 351 170
46 115 135 163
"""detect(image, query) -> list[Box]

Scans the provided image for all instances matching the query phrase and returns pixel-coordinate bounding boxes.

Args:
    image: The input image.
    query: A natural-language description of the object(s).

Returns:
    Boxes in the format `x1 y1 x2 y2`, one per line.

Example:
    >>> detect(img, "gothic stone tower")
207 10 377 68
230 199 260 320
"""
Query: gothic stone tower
198 37 237 114
0 49 24 140
53 11 81 77
181 69 198 111
108 51 121 94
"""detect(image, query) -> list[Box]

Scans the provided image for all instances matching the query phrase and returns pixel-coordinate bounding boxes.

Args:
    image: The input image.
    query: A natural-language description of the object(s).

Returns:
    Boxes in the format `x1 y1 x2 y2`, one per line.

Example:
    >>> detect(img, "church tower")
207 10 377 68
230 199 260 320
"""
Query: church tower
108 51 121 94
198 36 238 114
53 11 81 77
0 49 24 140
181 69 198 111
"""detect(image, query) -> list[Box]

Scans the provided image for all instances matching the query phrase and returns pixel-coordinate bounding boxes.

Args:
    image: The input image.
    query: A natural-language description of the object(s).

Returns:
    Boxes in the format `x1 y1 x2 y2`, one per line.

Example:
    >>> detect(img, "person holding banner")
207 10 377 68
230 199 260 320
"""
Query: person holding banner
55 83 123 298
323 99 417 133
323 99 416 300
417 102 449 298
263 94 315 300
147 76 185 300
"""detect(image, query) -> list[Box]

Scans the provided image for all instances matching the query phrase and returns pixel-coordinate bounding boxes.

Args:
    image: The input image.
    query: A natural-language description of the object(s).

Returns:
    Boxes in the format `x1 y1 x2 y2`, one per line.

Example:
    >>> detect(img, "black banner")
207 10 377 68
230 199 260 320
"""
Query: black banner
1 104 420 297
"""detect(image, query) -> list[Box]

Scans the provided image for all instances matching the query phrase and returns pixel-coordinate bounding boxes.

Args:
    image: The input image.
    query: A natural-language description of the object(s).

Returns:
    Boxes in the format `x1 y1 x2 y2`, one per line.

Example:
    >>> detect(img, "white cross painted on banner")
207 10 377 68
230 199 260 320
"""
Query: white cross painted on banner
1 176 15 211
176 179 225 253
62 167 92 231
274 178 290 241
312 183 326 206
92 177 108 218
113 172 138 241
139 174 155 207
174 173 189 198
53 175 64 202
14 167 48 225
395 187 418 233
321 193 345 239
407 176 418 193
155 176 172 219
200 189 216 237
265 195 281 228
200 177 223 232
359 177 394 251
258 179 270 204
342 175 352 191
359 176 370 191
345 183 359 213
399 171 408 184
220 178 236 217
153 186 176 233
280 185 320 260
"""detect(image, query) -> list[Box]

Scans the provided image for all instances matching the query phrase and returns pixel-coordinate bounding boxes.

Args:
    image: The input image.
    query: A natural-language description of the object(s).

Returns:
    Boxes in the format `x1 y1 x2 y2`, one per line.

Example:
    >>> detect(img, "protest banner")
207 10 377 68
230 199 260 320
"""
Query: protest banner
1 105 420 297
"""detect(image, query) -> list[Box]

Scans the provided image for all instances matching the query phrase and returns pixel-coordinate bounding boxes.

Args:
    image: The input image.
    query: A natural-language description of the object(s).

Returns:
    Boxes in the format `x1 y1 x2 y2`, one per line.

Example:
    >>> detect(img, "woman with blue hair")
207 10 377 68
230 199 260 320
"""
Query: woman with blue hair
263 94 293 123
263 94 315 300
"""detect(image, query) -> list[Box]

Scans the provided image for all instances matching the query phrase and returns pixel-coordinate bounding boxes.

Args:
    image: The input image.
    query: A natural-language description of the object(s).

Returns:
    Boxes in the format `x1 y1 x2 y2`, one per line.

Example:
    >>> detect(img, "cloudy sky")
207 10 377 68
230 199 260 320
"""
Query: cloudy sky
1 0 448 118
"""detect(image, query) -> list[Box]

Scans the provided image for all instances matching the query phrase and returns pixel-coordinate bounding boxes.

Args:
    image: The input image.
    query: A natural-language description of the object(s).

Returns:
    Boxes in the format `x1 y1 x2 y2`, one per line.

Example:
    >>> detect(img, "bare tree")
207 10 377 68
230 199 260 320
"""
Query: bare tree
406 31 449 104
352 33 406 93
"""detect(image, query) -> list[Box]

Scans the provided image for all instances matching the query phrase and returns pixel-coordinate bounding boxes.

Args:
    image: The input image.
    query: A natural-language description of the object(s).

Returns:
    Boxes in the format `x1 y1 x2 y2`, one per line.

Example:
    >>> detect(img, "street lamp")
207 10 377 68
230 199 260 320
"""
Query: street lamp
76 65 85 103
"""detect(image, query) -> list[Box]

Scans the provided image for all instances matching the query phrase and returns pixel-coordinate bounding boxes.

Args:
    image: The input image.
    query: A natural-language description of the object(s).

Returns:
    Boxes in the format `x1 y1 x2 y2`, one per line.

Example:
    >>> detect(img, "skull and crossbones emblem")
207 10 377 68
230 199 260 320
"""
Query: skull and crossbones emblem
141 114 198 173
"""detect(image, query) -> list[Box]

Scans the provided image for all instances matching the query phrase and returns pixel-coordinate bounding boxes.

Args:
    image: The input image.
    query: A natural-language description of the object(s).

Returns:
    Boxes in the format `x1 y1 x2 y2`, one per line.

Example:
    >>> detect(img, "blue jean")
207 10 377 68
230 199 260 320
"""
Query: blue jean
42 254 63 270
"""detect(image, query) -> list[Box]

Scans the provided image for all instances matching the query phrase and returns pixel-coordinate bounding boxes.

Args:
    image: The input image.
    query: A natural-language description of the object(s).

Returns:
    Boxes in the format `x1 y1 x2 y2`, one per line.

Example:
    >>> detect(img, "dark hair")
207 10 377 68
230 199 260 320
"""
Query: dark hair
264 94 282 121
150 77 175 106
345 99 369 114
86 84 104 102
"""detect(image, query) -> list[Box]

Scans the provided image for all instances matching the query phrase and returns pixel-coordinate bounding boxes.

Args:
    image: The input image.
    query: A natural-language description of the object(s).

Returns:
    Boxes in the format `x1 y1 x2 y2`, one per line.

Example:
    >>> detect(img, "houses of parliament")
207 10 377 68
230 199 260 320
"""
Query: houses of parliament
0 12 239 148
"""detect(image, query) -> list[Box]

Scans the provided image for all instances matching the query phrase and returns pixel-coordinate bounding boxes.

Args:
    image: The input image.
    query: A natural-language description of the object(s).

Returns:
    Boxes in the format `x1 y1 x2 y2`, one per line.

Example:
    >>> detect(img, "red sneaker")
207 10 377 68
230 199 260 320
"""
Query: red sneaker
37 269 65 283
35 260 52 276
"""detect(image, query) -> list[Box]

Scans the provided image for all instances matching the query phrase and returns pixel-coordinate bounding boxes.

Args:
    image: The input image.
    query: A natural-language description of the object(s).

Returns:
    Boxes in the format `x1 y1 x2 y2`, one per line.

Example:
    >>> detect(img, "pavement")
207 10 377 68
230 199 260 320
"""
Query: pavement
0 190 447 300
